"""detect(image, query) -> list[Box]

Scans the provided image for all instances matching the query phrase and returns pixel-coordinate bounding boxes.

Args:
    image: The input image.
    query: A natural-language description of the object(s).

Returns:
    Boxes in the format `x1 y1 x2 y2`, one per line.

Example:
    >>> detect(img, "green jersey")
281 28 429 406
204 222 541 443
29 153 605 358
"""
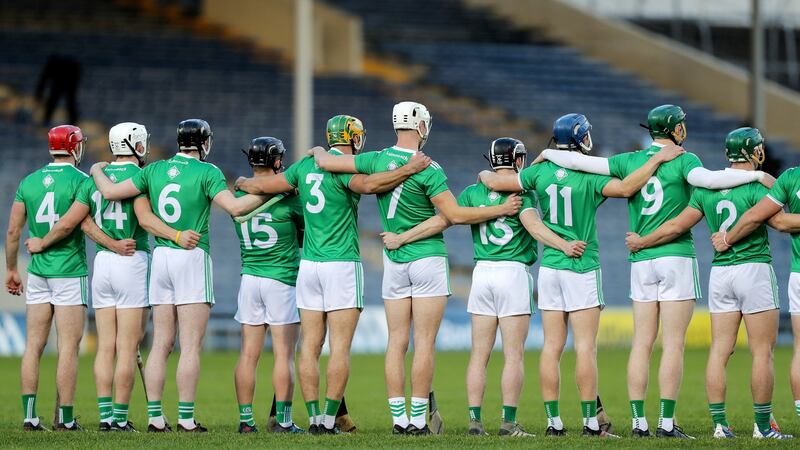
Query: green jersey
688 182 771 266
75 162 149 254
283 149 360 262
767 167 800 272
131 153 228 253
14 162 88 277
518 160 611 273
233 190 303 285
457 182 538 266
354 147 450 263
609 144 703 262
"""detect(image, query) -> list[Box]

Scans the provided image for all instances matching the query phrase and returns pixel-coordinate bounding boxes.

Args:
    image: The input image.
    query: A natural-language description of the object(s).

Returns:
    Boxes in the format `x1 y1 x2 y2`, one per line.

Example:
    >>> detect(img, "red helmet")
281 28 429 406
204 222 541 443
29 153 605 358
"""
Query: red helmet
48 125 86 164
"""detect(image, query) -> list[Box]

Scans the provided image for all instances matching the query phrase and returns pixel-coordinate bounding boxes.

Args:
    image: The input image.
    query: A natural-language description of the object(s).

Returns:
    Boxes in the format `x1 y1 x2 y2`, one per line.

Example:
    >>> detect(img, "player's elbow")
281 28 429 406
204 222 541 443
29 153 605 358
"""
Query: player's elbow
769 215 789 232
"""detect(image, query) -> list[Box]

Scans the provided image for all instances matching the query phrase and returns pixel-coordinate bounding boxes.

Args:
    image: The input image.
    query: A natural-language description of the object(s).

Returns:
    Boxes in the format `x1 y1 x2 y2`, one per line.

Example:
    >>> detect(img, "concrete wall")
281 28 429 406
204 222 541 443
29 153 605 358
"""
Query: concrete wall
465 0 800 149
202 0 363 74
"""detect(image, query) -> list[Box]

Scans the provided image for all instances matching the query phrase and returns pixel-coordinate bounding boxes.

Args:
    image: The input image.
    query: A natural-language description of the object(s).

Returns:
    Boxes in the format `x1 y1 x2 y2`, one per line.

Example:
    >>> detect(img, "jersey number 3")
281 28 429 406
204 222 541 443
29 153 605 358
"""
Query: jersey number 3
305 174 325 214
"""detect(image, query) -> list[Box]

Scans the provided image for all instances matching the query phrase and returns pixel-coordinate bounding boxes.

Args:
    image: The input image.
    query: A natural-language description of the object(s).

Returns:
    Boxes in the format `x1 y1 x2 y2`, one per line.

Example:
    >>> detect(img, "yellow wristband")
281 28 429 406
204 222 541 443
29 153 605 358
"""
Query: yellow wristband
175 231 182 244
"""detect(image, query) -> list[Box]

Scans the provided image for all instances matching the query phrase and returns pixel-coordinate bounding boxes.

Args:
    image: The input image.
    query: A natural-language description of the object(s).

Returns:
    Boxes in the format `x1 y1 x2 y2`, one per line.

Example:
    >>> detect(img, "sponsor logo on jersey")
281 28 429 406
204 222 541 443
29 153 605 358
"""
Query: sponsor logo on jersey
167 166 180 179
555 168 568 181
42 174 54 188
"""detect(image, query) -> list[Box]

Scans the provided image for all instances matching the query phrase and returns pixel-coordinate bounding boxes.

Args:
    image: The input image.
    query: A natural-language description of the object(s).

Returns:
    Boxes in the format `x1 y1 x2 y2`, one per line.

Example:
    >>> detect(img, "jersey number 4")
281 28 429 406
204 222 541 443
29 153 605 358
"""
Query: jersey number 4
35 191 60 230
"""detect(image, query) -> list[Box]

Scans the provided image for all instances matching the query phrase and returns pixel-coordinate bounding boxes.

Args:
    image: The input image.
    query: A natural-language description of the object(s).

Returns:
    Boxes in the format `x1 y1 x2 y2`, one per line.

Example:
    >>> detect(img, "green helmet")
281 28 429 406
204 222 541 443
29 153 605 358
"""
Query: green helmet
645 104 687 144
326 115 366 153
725 127 765 166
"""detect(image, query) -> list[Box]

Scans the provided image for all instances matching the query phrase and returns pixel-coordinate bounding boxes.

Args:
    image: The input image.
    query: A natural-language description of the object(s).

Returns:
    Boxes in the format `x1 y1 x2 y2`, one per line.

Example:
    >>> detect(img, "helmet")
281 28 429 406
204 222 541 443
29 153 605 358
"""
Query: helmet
486 137 526 172
725 127 765 167
177 119 213 160
48 125 85 164
326 115 366 153
109 122 149 166
242 136 286 171
392 101 432 149
643 104 687 145
552 113 593 154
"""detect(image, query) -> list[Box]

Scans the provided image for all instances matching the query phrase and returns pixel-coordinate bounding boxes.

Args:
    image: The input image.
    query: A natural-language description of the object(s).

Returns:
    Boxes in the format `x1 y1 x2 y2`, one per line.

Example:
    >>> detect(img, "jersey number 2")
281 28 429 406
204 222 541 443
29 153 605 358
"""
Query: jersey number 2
716 200 737 232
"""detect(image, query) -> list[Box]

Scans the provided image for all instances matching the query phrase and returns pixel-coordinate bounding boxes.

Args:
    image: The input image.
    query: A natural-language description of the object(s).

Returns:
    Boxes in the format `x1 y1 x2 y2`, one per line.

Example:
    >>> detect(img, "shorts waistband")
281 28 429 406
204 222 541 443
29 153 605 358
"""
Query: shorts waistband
475 260 529 270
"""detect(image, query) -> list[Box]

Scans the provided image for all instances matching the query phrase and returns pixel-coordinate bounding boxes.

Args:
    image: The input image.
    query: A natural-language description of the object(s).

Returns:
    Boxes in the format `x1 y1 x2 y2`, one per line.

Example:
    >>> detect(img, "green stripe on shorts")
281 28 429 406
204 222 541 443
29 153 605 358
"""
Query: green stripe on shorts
692 258 702 299
81 276 87 305
527 272 535 313
595 269 604 306
355 262 363 309
445 258 452 296
204 252 213 304
769 265 779 309
146 253 152 306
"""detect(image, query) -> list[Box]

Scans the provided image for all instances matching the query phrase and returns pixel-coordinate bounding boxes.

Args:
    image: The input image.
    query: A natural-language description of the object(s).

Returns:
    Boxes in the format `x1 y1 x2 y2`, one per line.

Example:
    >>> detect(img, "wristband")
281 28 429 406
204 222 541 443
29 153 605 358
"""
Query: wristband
722 231 730 247
175 231 182 244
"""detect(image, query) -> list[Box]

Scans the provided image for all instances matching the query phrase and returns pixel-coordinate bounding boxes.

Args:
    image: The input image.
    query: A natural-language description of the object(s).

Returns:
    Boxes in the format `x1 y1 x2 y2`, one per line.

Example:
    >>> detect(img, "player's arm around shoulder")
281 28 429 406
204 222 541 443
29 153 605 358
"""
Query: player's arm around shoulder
349 151 431 194
90 161 141 201
432 188 521 225
25 200 91 254
313 146 359 173
381 214 451 250
602 144 684 198
133 197 199 249
519 208 586 258
626 205 703 253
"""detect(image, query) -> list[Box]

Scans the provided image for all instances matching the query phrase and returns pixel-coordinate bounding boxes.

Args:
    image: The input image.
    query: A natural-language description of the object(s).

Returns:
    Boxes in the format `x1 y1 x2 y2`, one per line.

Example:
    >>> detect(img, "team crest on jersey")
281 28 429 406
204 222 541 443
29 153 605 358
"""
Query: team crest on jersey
555 168 568 181
488 191 500 201
42 174 54 188
720 189 731 196
388 161 398 171
109 173 118 183
167 166 180 179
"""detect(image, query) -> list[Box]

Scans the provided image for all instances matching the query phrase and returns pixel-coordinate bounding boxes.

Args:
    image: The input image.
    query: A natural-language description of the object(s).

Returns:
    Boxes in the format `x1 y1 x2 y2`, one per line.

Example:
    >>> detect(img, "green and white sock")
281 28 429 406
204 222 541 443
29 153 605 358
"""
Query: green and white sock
754 402 772 434
544 400 563 430
276 401 292 427
322 398 341 429
795 400 800 417
22 394 38 425
305 400 321 426
389 397 409 428
59 405 74 426
113 403 128 426
468 405 481 422
178 401 195 429
409 397 428 428
147 400 165 428
97 396 113 424
708 402 728 427
239 403 255 426
630 399 647 431
502 405 517 424
658 398 676 431
582 400 598 430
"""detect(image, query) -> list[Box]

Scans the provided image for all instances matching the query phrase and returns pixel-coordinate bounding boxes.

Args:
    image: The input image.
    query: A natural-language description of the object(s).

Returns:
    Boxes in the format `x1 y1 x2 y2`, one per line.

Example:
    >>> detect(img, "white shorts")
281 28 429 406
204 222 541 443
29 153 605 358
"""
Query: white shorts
468 261 534 317
789 273 800 314
92 251 149 309
26 273 88 306
235 274 300 325
382 253 451 300
148 247 214 306
537 267 603 312
630 256 701 302
296 260 363 312
709 263 780 314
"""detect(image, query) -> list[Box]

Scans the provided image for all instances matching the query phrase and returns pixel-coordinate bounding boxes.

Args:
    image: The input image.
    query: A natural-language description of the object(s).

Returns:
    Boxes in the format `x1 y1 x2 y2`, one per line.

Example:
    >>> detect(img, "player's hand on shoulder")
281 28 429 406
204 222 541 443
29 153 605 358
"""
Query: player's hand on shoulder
90 161 109 175
407 151 432 174
653 143 684 163
758 171 776 189
501 194 522 216
561 240 586 258
710 232 730 253
625 232 644 253
532 151 546 165
380 231 403 250
24 237 44 254
5 270 22 296
112 239 137 257
234 176 248 191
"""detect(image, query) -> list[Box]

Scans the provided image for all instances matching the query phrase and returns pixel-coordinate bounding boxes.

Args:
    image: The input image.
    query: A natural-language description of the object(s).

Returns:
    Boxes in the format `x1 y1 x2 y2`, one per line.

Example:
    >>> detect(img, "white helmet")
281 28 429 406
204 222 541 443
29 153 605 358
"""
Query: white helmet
109 122 149 165
392 101 432 149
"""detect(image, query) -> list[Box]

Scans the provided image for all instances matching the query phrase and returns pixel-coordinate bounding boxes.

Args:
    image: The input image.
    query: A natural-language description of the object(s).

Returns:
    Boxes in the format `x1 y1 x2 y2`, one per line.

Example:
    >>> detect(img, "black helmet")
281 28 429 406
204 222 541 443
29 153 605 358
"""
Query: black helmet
177 119 213 160
486 137 527 172
243 136 286 172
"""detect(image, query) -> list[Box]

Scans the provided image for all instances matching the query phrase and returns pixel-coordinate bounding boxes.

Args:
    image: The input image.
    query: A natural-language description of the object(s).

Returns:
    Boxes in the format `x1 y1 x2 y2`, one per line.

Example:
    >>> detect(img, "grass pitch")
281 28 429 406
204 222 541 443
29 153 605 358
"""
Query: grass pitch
1 348 798 448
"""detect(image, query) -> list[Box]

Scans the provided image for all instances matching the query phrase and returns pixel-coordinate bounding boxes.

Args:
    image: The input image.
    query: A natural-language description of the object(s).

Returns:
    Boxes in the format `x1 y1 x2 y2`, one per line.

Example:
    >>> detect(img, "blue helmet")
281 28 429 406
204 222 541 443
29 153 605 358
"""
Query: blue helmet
552 113 593 154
